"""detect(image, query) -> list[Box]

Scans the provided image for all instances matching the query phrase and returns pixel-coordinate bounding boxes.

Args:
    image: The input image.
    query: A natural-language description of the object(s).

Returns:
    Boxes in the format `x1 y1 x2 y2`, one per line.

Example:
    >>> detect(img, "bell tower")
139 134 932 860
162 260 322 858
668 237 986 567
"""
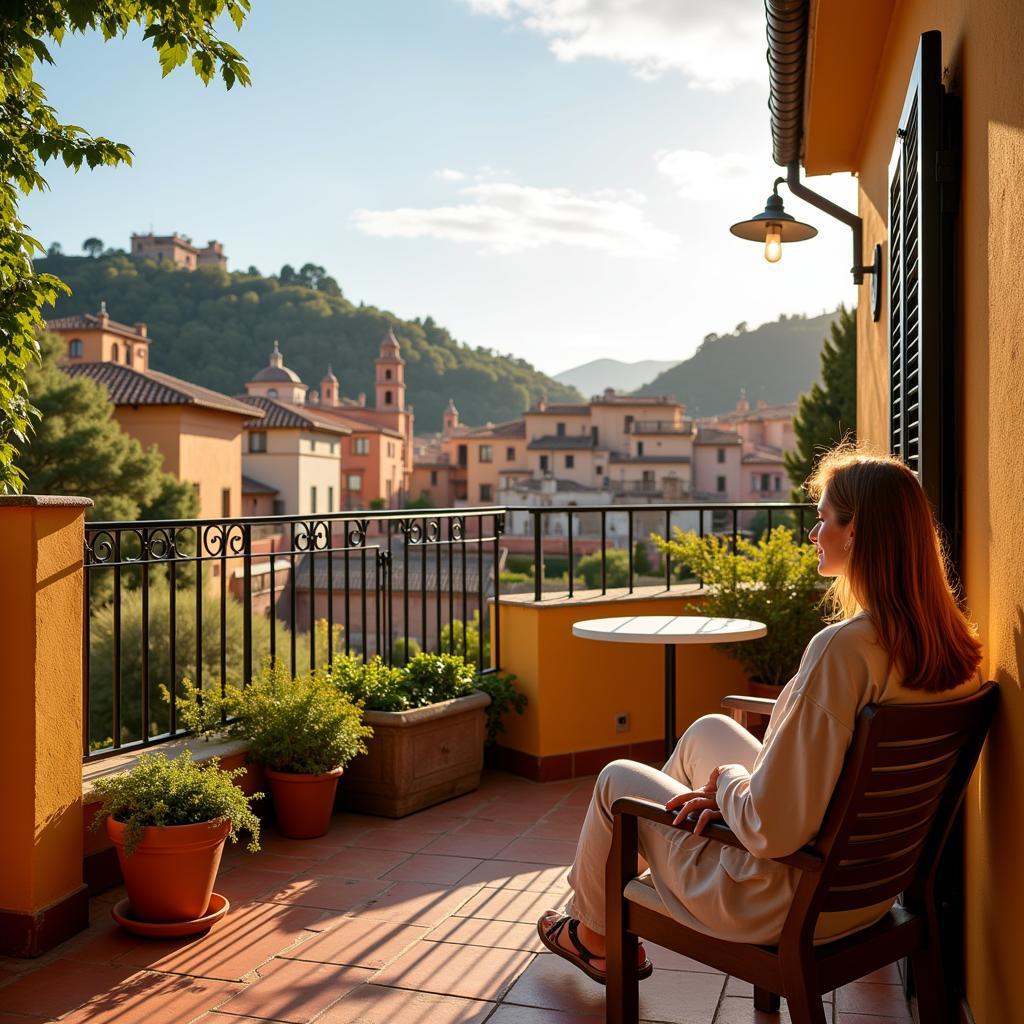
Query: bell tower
375 328 405 411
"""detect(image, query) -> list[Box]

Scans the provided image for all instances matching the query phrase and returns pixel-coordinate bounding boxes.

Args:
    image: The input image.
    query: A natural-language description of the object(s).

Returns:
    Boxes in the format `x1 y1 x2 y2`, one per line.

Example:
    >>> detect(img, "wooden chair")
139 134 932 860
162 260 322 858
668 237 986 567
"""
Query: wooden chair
605 683 998 1024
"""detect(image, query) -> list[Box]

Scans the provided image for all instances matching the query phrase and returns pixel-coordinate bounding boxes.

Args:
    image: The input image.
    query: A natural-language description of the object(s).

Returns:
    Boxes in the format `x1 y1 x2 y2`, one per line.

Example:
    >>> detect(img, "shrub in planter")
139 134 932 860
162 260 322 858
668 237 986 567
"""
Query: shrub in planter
654 525 824 687
176 661 372 838
89 750 260 922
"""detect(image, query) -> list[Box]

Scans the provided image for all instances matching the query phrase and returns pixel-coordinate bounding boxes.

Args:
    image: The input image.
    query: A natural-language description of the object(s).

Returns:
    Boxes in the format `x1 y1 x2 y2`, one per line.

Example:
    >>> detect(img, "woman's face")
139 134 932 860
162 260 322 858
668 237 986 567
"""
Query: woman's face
808 489 854 576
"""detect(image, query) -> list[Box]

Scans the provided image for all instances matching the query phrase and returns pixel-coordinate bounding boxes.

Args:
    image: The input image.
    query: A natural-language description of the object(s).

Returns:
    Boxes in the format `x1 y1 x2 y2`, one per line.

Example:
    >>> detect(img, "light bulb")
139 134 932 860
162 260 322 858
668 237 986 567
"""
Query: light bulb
764 226 782 263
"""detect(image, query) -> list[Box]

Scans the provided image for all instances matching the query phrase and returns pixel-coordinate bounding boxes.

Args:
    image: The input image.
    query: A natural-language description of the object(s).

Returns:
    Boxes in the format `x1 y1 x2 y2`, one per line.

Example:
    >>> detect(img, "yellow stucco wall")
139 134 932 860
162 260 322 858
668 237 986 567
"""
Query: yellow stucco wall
0 500 88 914
496 589 754 758
829 2 1024 1018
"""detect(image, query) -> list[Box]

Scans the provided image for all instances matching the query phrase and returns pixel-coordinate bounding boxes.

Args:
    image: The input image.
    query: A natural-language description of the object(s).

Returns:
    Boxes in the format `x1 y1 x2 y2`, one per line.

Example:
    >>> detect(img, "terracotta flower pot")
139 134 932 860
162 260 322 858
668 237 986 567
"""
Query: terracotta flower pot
265 766 344 838
106 817 230 922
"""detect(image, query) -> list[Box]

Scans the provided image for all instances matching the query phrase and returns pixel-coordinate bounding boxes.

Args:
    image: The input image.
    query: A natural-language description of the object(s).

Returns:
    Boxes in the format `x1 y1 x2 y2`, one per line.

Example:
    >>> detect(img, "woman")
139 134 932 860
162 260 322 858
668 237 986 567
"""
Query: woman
538 446 983 983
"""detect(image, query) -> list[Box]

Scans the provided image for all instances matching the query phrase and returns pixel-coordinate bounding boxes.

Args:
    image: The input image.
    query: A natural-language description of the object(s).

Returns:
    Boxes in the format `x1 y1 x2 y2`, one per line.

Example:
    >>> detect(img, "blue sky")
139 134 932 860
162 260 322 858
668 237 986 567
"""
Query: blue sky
25 0 857 375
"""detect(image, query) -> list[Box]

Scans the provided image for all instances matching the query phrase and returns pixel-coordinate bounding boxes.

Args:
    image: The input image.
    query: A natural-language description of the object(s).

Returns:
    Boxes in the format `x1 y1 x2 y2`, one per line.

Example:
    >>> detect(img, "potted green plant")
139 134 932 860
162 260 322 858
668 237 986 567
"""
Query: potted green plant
654 525 824 691
176 661 372 839
329 652 520 817
89 750 261 926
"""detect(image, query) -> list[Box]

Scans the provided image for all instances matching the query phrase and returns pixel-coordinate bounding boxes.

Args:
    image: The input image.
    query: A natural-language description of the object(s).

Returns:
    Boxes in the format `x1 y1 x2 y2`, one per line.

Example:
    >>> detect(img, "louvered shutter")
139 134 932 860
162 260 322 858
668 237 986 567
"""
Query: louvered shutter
888 31 960 555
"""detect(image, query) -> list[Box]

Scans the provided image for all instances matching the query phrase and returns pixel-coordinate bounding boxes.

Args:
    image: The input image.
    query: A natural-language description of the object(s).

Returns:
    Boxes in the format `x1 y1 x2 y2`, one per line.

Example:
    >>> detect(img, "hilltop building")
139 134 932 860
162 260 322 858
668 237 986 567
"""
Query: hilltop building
48 306 259 519
130 233 227 270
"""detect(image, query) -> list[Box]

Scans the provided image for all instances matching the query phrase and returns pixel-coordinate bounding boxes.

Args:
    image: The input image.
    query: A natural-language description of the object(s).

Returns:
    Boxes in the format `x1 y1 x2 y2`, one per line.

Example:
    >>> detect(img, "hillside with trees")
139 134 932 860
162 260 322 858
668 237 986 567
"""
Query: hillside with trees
36 253 581 431
634 311 841 416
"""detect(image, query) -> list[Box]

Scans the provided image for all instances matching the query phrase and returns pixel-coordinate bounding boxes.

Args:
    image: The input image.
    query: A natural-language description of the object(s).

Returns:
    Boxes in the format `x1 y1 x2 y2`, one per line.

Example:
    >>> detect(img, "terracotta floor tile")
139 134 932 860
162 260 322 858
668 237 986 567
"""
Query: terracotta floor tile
432 792 500 816
859 963 902 985
352 882 481 926
425 917 544 952
455 886 562 924
265 875 390 911
837 1016 914 1024
524 817 588 841
348 828 437 854
644 941 725 974
452 818 527 838
234 854 321 874
421 832 515 858
218 867 301 904
498 837 578 866
60 918 142 965
279 918 429 968
316 985 493 1024
487 1007 602 1024
315 847 411 878
471 804 561 823
371 939 533 1000
725 977 832 1002
504 954 725 1023
61 972 241 1024
0 961 138 1018
112 901 325 980
713 995 796 1023
254 835 342 859
216 959 371 1022
460 859 570 892
385 807 470 833
836 982 911 1017
381 853 483 885
0 1014 52 1024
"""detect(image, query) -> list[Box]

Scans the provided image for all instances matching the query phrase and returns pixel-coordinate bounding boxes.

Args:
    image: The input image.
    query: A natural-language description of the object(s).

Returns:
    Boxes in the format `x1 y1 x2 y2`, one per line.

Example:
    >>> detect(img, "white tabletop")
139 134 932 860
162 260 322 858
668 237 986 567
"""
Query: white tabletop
572 615 767 645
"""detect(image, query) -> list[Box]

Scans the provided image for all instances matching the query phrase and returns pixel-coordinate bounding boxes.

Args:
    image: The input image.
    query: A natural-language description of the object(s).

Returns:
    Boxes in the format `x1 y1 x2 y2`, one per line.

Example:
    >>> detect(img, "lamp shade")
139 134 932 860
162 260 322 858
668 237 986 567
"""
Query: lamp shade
729 192 817 243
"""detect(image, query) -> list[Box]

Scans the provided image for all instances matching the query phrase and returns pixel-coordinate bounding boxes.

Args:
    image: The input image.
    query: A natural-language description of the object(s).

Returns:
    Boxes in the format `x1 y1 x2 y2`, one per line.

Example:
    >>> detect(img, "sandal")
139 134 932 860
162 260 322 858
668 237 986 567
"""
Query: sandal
536 913 654 985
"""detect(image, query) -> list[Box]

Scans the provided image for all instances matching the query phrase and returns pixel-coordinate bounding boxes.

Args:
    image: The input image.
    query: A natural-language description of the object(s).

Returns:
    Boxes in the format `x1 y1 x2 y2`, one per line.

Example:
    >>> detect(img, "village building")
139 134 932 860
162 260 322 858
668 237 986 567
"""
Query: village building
130 232 227 270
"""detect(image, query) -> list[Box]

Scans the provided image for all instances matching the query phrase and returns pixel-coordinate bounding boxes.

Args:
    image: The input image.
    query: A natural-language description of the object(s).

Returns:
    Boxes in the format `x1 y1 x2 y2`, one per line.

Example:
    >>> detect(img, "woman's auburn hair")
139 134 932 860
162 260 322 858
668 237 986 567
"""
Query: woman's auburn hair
807 444 982 692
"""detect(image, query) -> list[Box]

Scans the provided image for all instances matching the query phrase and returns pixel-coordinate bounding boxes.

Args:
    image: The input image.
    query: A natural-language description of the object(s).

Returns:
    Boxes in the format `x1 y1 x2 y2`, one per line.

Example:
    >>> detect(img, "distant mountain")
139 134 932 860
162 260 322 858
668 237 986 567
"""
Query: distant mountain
553 358 680 397
634 312 840 417
36 254 582 432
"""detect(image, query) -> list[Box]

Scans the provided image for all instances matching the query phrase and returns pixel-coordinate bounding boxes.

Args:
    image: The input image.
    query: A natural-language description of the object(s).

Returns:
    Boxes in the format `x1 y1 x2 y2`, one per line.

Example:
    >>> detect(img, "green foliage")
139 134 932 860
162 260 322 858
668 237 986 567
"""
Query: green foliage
633 311 839 417
331 651 475 712
177 660 373 775
37 254 583 431
329 654 407 712
82 237 103 257
88 750 261 857
576 548 630 589
499 570 532 584
654 526 824 686
633 541 652 576
0 0 252 492
441 612 490 669
474 673 527 747
785 305 857 498
390 636 422 665
400 652 476 706
16 334 198 519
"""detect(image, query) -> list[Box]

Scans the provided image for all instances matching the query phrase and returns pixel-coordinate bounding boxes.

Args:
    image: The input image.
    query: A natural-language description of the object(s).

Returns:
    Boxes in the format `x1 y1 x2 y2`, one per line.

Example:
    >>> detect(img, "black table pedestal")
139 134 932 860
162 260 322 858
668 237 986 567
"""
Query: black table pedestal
663 645 677 762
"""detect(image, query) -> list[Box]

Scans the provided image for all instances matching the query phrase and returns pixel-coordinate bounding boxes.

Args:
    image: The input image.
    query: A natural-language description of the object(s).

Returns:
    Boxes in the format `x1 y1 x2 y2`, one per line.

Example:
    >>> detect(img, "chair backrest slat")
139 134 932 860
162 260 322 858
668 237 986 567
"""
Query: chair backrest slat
786 683 997 933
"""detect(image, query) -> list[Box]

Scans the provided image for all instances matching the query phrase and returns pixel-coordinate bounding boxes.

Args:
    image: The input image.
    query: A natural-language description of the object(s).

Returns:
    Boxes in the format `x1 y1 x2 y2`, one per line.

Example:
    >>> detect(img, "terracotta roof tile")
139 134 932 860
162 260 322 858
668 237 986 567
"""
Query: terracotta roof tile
237 396 350 434
47 312 147 341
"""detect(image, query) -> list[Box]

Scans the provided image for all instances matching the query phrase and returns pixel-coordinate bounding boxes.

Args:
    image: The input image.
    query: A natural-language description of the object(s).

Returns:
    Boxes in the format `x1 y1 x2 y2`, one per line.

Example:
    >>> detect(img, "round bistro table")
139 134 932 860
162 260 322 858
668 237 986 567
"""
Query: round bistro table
571 615 767 761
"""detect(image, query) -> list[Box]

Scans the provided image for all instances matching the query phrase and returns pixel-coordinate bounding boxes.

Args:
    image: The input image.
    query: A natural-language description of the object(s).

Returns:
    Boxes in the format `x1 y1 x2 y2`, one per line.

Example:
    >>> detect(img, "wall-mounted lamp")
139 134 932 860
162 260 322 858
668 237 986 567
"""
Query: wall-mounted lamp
730 162 884 321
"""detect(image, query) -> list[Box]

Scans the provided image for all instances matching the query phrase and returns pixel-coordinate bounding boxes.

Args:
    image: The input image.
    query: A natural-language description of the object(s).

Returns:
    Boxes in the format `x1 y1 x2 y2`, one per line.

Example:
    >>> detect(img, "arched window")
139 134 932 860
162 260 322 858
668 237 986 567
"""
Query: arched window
68 339 83 358
267 387 278 398
384 390 392 405
111 342 120 362
125 345 133 366
385 369 392 380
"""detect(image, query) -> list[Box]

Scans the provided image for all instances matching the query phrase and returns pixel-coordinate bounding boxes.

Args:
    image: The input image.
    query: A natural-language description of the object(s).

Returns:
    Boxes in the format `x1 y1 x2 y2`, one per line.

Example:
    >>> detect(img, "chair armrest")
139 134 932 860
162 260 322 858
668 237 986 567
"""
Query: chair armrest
610 796 823 874
721 695 777 718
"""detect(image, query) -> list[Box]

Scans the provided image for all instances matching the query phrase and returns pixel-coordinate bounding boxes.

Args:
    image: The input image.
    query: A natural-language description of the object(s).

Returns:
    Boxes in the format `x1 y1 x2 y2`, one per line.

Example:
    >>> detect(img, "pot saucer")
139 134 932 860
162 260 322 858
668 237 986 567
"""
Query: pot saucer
111 892 230 938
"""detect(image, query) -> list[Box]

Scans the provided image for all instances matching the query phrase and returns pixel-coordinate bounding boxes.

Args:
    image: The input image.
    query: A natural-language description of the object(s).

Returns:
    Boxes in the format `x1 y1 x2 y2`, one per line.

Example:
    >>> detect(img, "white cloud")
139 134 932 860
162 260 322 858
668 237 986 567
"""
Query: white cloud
463 0 765 90
435 168 468 182
655 148 769 202
352 182 678 258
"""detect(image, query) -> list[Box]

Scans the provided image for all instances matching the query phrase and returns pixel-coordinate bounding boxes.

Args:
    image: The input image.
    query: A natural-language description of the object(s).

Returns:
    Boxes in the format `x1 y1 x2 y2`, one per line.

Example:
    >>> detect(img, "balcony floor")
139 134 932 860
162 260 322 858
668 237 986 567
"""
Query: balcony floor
0 770 912 1023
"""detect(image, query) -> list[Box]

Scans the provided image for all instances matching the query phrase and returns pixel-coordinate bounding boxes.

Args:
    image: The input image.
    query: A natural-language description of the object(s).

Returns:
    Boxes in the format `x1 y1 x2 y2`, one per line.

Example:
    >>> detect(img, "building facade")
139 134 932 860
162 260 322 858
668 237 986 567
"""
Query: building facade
130 233 227 270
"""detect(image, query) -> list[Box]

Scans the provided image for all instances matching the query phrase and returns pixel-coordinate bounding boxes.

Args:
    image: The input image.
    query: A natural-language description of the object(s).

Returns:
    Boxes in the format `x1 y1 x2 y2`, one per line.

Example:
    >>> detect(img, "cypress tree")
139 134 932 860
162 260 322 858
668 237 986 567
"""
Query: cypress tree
784 304 857 498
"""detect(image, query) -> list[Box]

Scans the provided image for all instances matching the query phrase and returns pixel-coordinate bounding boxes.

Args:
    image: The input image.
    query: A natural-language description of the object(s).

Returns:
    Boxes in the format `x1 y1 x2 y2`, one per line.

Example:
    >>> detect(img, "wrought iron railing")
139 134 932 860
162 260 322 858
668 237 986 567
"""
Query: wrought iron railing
83 500 811 761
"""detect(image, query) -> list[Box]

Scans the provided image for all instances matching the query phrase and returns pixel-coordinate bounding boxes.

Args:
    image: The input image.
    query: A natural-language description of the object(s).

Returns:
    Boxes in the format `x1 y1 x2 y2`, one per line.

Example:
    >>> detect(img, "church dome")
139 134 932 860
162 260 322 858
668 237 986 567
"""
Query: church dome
251 340 303 383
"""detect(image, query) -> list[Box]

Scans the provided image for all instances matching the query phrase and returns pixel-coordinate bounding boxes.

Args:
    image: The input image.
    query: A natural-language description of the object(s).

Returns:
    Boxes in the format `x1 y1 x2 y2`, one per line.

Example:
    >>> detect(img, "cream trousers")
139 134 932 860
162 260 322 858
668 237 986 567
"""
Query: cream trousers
564 713 761 934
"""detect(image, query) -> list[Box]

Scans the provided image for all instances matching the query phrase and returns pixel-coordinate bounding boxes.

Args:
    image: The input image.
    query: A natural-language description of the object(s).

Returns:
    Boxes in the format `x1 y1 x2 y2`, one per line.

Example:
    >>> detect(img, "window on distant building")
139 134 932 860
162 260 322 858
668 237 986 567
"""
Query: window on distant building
479 445 493 463
430 470 438 485
751 474 760 492
761 474 771 491
596 465 603 475
310 438 316 452
457 444 467 467
386 479 394 499
328 486 334 511
354 438 369 455
773 475 782 491
221 488 231 517
717 447 726 463
385 369 392 379
125 345 133 366
716 475 726 493
624 415 634 433
556 422 566 436
310 486 318 513
347 474 361 490
540 455 549 472
385 390 392 404
267 387 278 398
591 426 599 444
506 446 515 461
273 499 286 515
480 483 493 502
68 339 83 358
643 470 656 486
249 431 267 453
565 455 575 469
111 342 120 362
637 442 645 456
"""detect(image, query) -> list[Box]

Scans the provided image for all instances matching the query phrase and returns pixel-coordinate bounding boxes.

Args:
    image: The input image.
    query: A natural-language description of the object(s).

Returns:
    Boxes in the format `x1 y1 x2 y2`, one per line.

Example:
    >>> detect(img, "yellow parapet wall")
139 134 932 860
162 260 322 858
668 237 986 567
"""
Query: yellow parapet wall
0 496 92 956
492 586 754 779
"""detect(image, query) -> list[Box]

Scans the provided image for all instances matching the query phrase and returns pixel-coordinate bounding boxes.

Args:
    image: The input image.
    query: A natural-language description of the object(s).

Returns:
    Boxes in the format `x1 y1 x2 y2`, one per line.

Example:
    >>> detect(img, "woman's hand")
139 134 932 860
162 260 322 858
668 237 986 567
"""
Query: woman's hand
665 766 726 836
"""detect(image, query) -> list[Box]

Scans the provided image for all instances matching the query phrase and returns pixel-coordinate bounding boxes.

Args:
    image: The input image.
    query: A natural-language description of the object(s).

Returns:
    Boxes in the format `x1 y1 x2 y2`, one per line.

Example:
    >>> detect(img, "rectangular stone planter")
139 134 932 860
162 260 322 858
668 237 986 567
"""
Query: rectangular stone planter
338 690 491 818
